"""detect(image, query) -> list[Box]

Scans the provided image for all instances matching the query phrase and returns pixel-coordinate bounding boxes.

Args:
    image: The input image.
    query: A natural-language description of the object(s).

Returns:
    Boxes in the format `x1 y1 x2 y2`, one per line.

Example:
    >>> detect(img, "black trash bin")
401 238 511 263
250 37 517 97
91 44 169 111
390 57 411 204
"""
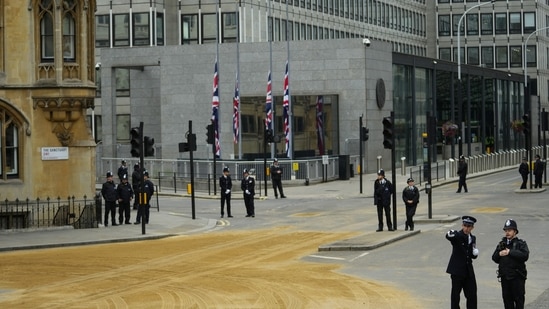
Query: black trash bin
339 155 350 180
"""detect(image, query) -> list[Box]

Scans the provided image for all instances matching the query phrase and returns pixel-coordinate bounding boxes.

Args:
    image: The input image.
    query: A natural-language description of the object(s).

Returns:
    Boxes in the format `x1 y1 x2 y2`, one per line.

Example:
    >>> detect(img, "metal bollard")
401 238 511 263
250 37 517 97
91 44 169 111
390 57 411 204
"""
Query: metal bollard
401 157 406 175
377 155 382 172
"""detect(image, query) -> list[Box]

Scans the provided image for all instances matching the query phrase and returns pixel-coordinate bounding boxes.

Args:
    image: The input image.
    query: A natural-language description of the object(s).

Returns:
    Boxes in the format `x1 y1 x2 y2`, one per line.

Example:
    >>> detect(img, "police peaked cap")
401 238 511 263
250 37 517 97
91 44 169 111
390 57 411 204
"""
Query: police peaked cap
461 215 476 226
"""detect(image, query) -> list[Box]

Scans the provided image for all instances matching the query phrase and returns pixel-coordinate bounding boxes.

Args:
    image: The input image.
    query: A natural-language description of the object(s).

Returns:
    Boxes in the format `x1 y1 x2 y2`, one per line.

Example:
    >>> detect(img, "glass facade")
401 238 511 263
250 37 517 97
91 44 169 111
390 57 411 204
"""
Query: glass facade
393 55 524 166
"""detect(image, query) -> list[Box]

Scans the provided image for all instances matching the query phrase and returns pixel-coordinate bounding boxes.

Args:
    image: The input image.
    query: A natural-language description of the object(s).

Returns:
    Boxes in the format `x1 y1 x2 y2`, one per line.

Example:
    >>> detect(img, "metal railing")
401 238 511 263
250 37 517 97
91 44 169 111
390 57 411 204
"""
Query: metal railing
409 148 546 186
0 195 99 230
98 156 355 194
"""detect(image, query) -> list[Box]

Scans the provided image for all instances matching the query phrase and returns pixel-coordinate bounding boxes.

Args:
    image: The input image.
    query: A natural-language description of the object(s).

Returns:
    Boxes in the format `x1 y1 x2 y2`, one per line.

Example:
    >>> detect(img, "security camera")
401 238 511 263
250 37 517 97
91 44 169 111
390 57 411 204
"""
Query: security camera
362 38 371 47
95 62 101 70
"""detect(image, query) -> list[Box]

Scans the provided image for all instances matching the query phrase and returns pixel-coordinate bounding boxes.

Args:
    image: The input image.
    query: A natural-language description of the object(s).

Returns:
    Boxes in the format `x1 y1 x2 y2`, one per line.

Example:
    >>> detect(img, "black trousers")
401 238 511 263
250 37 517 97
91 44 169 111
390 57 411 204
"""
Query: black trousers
136 203 150 223
405 204 417 229
450 274 477 309
104 201 117 225
244 194 254 216
457 175 468 192
501 277 525 309
118 201 131 223
376 203 392 230
520 174 528 189
272 179 284 197
534 174 543 188
220 193 231 216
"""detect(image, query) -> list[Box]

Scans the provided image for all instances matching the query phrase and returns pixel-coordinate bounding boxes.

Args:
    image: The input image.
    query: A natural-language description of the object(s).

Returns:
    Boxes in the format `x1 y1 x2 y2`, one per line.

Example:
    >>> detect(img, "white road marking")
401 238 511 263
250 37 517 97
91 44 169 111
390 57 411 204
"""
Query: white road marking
308 255 346 261
349 252 370 262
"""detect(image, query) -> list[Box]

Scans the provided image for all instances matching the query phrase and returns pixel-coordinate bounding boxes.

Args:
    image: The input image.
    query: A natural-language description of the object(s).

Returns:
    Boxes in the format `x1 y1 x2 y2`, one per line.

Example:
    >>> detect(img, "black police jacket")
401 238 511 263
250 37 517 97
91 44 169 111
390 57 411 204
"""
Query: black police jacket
270 165 283 181
374 179 392 206
446 230 477 277
116 182 134 203
241 176 255 196
101 181 117 202
492 237 529 280
219 175 232 193
402 186 420 205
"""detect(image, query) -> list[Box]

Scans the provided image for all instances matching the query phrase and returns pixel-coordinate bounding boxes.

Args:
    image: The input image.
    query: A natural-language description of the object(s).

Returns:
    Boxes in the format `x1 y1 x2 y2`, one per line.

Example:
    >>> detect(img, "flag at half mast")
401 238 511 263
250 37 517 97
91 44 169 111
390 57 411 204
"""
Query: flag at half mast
211 59 221 157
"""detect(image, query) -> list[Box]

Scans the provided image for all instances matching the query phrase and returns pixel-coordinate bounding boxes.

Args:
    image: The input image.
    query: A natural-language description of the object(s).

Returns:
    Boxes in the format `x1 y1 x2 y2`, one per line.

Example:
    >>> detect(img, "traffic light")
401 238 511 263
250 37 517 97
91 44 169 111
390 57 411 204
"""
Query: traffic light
180 133 197 152
361 127 369 141
382 116 394 149
144 136 155 157
130 127 142 157
522 114 530 135
188 133 197 151
265 128 274 143
206 124 215 144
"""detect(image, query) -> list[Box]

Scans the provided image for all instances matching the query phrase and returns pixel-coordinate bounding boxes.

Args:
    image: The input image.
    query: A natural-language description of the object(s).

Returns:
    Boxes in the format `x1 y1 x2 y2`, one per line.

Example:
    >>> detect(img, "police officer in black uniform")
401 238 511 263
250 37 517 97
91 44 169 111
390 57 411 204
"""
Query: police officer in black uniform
116 174 133 224
270 158 286 198
492 219 529 309
117 159 128 182
402 177 420 231
456 156 468 193
445 216 479 309
373 169 393 232
241 168 255 217
131 163 141 209
533 154 544 188
518 157 529 189
135 171 154 224
219 167 233 218
101 171 118 227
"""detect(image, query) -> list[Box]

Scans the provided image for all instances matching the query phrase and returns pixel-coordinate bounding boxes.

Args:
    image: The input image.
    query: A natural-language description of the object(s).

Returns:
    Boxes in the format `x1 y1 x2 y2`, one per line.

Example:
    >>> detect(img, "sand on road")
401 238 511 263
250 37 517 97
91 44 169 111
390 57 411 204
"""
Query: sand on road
0 228 422 308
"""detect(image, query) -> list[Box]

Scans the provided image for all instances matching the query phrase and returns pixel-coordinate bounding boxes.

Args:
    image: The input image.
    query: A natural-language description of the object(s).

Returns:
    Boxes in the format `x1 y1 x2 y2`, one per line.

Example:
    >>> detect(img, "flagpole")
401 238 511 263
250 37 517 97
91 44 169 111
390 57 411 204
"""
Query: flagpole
285 0 292 160
236 0 242 159
268 0 274 159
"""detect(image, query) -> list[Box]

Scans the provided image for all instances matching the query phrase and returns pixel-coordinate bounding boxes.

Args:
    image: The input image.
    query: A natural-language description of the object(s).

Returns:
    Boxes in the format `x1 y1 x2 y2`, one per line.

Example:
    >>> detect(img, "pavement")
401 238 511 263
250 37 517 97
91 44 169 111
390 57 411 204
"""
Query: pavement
0 165 531 252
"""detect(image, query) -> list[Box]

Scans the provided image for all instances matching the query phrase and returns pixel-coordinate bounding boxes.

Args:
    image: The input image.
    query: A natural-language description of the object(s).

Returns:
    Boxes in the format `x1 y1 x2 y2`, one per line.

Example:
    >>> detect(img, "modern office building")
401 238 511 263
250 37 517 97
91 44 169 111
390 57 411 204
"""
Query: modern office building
92 0 533 175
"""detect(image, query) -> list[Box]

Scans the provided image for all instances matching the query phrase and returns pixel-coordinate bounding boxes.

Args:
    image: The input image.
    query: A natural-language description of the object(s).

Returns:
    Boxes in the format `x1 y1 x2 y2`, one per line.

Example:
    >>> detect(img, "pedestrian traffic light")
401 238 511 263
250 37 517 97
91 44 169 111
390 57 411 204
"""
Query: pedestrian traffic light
382 116 394 149
144 136 155 157
179 142 191 152
130 127 142 157
361 127 369 141
265 128 274 143
206 124 215 144
522 114 530 135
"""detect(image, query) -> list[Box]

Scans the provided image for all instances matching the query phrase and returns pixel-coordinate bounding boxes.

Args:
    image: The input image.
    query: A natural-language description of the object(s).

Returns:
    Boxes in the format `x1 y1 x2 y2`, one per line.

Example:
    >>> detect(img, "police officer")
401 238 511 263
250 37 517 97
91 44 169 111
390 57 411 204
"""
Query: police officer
219 167 233 218
374 169 393 232
518 157 529 189
270 158 286 198
446 216 479 309
533 154 544 188
241 169 255 217
135 171 154 224
101 171 118 227
492 219 529 309
131 163 141 209
402 177 420 231
116 174 133 225
456 156 468 193
117 159 128 182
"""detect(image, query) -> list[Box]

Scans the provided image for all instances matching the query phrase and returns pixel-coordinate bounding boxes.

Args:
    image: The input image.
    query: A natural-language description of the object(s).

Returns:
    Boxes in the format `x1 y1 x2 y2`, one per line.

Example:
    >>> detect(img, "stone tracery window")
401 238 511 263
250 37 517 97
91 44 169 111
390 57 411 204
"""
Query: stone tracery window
39 0 54 61
0 107 21 180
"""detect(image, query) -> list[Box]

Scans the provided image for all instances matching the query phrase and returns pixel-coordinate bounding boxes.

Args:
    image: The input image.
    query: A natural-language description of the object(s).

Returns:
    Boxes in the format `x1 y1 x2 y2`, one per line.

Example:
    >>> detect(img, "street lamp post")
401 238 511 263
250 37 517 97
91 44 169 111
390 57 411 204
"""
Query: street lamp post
457 0 494 157
523 26 549 189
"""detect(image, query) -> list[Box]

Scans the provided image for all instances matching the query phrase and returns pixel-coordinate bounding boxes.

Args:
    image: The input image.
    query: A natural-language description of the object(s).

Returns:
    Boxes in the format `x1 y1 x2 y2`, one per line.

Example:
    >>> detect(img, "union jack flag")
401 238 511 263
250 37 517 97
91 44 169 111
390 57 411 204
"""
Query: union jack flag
282 61 290 157
316 95 324 155
211 59 220 157
265 71 273 130
233 75 239 144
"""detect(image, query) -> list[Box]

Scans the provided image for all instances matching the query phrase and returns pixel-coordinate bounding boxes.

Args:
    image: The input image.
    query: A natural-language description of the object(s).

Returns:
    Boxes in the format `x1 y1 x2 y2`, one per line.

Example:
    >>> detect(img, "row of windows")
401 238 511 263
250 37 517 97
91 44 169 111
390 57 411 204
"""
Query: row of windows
438 45 536 68
265 0 426 37
96 13 165 48
438 0 522 3
438 12 535 37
